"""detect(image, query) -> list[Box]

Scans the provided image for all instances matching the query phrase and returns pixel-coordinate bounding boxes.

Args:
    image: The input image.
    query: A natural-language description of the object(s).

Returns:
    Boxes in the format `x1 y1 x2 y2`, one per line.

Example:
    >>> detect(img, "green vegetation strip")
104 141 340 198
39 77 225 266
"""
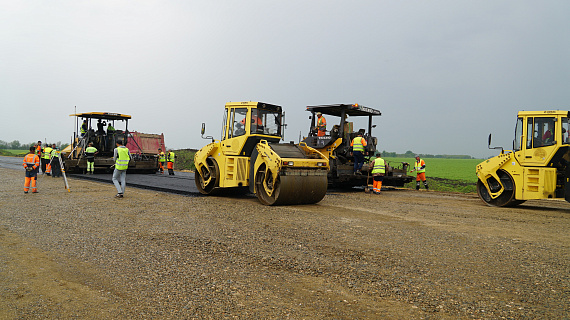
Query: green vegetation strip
384 157 479 193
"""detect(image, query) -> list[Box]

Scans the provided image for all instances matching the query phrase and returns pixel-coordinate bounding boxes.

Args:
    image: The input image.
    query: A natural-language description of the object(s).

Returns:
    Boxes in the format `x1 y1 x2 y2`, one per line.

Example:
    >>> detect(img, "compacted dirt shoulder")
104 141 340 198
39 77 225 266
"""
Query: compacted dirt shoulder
0 167 568 319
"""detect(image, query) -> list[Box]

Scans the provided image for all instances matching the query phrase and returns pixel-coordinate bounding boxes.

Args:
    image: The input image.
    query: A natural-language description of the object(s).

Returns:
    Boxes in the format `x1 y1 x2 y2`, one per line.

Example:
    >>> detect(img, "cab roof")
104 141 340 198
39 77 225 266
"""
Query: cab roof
306 104 382 117
69 112 131 121
517 110 570 117
225 101 282 113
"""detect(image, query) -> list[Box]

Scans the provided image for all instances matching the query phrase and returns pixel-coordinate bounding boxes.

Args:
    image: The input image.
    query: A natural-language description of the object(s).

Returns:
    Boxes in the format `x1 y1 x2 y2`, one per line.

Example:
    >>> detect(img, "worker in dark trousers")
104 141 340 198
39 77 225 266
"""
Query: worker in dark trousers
167 149 176 175
50 144 62 178
41 144 52 175
350 132 367 175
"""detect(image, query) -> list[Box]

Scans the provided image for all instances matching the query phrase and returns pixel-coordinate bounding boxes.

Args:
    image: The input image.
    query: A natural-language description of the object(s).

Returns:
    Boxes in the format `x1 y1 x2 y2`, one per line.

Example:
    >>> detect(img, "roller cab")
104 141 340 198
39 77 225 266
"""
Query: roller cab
476 110 570 206
195 102 329 205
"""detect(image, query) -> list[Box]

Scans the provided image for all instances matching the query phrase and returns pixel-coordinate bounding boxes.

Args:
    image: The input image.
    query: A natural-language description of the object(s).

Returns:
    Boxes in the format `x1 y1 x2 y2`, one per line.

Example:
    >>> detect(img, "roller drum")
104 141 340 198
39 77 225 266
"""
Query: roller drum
256 172 327 206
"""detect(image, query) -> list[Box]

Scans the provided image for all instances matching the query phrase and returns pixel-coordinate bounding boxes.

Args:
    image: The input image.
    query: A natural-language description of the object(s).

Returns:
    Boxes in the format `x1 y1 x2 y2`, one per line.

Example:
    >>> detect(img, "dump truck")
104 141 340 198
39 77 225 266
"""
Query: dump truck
62 112 164 173
302 103 414 187
476 110 570 206
194 101 329 205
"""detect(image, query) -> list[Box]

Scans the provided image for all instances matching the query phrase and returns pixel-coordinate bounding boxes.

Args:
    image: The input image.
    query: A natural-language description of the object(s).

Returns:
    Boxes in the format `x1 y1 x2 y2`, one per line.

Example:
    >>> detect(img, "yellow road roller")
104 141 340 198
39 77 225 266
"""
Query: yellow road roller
477 110 570 206
194 101 329 205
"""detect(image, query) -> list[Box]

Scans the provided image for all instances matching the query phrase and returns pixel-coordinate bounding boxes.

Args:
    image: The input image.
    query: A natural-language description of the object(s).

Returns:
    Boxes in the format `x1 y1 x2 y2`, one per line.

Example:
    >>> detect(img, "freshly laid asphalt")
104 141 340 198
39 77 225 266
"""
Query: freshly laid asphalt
0 156 200 196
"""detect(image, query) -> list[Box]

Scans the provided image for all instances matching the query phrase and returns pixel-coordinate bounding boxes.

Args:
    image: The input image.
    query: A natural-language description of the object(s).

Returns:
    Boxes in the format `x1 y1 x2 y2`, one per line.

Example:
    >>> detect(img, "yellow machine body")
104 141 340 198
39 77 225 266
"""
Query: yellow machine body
476 110 570 206
194 102 329 205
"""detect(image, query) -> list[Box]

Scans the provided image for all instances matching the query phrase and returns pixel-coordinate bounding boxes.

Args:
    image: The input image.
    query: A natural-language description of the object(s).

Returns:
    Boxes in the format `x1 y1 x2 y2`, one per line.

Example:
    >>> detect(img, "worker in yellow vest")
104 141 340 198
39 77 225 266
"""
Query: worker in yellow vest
157 148 166 174
85 142 98 174
350 132 367 175
41 144 53 175
112 140 131 198
50 144 62 178
410 155 429 190
370 152 386 194
167 149 176 176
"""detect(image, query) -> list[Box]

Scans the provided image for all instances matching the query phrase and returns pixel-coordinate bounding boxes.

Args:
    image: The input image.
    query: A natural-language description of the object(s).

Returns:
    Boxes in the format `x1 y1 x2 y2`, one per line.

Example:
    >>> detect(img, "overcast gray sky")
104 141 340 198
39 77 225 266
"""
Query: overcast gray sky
1 0 569 158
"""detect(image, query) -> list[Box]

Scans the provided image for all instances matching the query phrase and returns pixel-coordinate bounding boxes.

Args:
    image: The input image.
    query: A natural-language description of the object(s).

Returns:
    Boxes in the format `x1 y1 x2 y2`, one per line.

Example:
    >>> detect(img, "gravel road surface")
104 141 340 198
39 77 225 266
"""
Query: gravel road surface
0 164 568 319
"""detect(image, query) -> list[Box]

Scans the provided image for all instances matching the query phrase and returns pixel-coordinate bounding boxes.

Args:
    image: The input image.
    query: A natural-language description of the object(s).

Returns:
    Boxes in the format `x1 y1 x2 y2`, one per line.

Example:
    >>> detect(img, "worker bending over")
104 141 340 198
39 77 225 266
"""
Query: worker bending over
369 152 386 194
23 146 40 193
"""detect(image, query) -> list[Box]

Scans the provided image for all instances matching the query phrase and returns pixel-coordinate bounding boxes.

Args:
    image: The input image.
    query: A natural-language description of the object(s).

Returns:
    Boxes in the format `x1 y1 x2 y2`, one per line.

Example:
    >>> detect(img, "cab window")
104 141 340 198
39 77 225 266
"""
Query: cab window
252 108 281 136
229 108 248 138
562 118 570 144
514 117 523 151
529 117 556 148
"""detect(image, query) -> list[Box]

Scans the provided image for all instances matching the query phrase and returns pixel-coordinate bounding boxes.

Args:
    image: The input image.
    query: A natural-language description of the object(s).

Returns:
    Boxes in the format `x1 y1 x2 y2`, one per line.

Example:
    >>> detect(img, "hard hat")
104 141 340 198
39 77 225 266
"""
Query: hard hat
316 112 322 116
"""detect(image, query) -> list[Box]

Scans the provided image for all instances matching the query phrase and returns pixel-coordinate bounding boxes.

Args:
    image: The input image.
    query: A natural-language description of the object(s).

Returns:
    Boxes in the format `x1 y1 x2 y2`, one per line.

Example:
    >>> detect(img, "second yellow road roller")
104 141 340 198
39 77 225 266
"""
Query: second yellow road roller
194 101 329 205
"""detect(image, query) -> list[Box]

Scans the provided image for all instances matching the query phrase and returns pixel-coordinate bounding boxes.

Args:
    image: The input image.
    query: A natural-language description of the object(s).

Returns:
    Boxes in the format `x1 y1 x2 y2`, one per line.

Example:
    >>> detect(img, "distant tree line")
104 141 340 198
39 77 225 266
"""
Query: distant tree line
381 150 475 159
0 140 68 150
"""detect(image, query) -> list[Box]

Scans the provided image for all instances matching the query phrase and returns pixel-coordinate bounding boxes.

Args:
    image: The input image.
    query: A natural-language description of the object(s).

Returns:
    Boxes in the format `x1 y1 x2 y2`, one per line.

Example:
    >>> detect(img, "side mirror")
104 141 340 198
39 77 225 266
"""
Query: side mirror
200 122 214 143
488 133 504 153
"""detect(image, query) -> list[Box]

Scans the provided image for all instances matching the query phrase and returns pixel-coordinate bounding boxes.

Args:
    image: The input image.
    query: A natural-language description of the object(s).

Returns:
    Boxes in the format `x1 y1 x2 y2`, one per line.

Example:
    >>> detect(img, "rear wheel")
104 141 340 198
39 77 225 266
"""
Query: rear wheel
477 170 525 207
195 158 219 195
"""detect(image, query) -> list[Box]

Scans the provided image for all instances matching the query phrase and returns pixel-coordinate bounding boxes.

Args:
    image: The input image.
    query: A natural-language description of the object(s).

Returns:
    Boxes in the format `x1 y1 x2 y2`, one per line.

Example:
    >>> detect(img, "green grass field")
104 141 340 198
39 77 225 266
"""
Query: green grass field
0 149 29 156
383 157 481 193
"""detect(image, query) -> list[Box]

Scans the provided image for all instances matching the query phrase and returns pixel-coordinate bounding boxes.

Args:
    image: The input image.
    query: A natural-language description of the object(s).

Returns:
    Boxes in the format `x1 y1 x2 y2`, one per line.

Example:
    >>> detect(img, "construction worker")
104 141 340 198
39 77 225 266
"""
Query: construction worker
410 155 429 190
112 140 131 198
316 112 326 136
23 146 40 194
350 132 367 175
157 148 166 174
369 152 386 194
80 120 88 137
85 142 98 174
167 149 176 176
41 143 53 175
35 141 42 158
50 144 62 178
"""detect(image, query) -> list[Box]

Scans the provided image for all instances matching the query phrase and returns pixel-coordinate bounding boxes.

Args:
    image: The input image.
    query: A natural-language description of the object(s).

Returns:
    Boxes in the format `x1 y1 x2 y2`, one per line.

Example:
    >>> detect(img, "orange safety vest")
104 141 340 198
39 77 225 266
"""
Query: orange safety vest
23 153 40 170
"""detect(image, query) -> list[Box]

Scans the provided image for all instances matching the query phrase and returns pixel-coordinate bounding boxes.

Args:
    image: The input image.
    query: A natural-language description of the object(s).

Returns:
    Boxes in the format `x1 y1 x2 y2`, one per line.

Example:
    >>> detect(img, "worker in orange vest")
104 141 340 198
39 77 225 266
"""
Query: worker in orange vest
23 146 40 193
316 112 326 136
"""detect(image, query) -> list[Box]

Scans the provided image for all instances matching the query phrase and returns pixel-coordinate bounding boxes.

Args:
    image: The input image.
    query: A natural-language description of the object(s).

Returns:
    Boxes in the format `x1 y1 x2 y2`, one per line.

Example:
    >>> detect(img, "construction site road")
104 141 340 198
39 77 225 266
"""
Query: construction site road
0 157 569 319
0 156 200 195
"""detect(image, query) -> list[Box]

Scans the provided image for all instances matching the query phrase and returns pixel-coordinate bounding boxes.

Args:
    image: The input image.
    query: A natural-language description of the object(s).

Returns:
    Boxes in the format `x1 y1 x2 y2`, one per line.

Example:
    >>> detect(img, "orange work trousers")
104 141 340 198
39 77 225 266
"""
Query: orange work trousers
24 176 38 193
167 162 174 170
416 172 426 181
